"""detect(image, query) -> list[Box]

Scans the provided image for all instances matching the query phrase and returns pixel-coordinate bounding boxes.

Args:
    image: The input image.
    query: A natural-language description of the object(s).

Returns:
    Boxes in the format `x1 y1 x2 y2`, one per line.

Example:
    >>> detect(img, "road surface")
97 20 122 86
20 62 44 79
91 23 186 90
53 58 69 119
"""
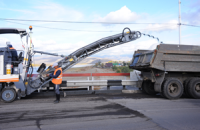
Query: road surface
0 93 199 130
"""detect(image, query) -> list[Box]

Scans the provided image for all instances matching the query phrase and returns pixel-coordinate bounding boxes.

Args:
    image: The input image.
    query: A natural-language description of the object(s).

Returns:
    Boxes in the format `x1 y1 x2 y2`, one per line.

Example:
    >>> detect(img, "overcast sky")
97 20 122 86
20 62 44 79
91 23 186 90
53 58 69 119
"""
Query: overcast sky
0 0 199 63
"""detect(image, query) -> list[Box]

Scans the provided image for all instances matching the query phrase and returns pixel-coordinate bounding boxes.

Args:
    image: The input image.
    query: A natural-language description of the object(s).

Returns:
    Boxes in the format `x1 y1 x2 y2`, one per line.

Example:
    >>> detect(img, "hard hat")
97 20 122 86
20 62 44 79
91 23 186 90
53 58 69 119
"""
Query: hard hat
6 41 11 45
52 63 58 67
6 41 12 47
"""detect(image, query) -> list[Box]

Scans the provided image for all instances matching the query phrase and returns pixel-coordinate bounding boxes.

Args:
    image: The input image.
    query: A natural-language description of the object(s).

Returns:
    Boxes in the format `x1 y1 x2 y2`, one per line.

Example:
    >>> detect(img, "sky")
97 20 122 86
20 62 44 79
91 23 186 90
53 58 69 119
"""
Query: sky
0 0 199 64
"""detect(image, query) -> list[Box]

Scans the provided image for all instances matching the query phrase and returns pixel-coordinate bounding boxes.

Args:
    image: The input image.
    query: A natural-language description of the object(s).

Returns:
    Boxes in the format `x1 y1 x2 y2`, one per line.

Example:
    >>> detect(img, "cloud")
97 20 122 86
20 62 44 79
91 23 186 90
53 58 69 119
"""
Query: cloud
0 2 187 63
182 0 200 25
93 39 159 61
191 0 200 8
182 9 200 25
96 6 141 23
32 2 83 21
143 20 178 32
33 39 88 56
0 8 35 14
94 6 178 33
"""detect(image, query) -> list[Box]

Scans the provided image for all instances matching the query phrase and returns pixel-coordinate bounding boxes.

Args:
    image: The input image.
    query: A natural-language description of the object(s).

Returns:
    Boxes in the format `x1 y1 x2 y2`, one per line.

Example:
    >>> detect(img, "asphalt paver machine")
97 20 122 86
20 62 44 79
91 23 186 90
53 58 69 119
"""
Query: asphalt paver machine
0 27 141 102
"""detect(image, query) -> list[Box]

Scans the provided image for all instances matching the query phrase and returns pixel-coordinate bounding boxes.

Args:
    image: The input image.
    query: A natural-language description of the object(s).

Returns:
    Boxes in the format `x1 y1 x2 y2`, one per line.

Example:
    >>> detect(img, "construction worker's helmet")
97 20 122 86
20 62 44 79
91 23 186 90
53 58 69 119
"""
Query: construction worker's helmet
6 41 12 47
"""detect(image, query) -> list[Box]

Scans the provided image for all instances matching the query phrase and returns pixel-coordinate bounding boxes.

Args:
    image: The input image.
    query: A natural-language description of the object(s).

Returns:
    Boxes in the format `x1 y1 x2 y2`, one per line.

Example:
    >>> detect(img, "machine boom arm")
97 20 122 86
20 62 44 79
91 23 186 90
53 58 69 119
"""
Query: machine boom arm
28 28 141 93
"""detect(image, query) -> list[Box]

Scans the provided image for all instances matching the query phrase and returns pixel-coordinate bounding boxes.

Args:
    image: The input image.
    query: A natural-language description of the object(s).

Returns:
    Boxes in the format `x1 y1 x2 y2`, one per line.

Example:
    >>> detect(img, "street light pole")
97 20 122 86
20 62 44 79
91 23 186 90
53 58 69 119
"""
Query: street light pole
178 0 181 47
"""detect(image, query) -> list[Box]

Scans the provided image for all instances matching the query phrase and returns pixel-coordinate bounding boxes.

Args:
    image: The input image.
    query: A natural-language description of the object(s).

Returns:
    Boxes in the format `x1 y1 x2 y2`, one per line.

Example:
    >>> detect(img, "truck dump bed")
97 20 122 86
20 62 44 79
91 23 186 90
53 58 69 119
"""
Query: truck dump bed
130 44 200 72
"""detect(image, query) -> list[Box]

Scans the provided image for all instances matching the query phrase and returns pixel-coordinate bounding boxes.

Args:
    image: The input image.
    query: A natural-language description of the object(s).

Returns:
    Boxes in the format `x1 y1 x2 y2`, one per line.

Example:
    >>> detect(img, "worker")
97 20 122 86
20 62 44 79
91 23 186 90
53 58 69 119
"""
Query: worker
7 42 18 74
46 63 62 104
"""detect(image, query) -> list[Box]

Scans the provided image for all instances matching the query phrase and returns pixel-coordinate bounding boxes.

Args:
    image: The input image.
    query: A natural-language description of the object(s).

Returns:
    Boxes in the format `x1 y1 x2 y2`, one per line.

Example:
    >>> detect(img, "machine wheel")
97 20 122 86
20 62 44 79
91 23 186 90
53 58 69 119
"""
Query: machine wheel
142 80 158 95
188 78 200 99
1 88 16 103
162 78 184 99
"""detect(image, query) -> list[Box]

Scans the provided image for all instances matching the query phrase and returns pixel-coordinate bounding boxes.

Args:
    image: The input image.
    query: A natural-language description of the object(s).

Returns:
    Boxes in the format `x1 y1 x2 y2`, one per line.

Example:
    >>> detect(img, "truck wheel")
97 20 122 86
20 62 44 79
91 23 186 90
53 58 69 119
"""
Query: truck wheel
141 81 148 94
1 88 16 103
142 80 158 95
183 78 194 98
161 80 167 98
162 78 183 99
145 81 158 95
188 78 200 99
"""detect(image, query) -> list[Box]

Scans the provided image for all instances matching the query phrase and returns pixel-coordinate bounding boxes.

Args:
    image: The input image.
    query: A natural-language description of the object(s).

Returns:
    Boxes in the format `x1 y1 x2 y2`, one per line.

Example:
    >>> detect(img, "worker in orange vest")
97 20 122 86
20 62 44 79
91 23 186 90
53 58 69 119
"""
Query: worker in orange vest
46 63 62 104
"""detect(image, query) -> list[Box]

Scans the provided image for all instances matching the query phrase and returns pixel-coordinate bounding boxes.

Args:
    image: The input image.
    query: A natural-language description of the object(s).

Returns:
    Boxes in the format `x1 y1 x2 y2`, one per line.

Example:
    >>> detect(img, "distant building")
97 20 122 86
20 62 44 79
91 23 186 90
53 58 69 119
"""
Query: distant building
105 63 113 68
116 63 121 67
112 63 118 66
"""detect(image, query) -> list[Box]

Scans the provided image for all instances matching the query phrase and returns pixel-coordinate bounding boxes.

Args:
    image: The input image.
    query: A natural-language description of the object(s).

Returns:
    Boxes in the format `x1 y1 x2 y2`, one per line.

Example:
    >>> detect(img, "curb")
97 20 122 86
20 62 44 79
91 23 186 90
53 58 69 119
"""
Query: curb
30 90 142 97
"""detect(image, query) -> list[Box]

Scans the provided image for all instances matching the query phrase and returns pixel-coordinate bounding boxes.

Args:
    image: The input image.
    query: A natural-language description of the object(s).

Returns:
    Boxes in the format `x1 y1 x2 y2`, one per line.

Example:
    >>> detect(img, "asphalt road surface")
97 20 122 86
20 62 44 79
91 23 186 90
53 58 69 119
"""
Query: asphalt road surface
0 93 199 130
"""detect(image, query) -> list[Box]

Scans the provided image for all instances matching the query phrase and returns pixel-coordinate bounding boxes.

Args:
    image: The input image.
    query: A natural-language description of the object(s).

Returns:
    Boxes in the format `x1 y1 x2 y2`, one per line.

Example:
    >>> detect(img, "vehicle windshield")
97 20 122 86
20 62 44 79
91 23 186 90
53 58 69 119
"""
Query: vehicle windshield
0 33 26 50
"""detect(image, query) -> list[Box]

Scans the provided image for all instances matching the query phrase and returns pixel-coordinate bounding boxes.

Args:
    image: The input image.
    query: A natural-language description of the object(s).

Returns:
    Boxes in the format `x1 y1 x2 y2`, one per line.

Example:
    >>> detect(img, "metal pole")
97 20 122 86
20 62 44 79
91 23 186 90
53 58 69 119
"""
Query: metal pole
178 0 181 46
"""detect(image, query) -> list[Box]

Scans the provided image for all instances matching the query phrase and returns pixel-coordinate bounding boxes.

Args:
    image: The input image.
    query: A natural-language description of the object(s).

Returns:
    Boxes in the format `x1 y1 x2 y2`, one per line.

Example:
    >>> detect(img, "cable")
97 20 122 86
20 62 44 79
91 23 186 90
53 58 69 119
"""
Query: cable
140 25 178 31
2 18 200 28
5 20 178 32
182 24 200 28
5 21 118 32
0 18 176 25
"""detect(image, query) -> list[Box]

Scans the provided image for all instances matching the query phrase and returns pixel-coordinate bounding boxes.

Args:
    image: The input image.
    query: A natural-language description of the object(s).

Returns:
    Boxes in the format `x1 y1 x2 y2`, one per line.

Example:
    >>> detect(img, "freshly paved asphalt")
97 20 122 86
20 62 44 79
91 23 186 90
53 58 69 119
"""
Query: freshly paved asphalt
0 93 199 130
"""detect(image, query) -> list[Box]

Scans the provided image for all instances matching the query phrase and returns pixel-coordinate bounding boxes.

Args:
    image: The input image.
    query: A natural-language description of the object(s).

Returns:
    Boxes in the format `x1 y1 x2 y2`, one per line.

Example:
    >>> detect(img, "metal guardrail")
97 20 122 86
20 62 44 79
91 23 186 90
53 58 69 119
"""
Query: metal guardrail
32 73 136 91
28 73 130 77
49 80 136 87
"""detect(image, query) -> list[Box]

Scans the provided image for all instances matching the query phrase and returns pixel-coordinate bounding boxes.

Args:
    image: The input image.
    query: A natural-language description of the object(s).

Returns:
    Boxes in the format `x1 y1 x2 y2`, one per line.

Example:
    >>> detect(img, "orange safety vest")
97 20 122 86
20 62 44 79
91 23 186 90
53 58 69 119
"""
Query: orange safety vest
52 67 63 85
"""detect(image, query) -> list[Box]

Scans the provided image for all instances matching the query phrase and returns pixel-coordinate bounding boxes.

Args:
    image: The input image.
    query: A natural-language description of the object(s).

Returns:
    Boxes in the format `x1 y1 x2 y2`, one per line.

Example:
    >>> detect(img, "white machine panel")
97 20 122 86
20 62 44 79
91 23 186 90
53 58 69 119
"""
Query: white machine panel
0 55 4 75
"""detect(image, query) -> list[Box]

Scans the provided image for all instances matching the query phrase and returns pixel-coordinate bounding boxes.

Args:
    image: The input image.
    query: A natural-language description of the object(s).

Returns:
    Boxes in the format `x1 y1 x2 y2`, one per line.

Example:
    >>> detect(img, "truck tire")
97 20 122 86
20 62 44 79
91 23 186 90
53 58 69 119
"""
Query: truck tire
162 78 184 99
1 88 16 103
141 81 147 94
183 78 194 98
161 80 167 98
142 80 158 95
188 78 200 99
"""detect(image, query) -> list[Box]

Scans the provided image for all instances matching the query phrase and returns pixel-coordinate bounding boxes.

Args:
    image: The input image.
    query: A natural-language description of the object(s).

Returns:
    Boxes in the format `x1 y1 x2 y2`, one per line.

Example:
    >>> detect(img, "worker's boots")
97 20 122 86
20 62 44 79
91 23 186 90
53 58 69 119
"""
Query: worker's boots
54 94 60 104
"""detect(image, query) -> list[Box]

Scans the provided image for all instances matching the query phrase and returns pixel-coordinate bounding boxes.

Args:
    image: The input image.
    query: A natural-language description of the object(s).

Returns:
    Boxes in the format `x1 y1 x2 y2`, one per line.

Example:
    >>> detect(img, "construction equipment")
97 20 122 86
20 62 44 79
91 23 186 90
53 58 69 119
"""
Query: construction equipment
0 27 141 102
129 44 200 99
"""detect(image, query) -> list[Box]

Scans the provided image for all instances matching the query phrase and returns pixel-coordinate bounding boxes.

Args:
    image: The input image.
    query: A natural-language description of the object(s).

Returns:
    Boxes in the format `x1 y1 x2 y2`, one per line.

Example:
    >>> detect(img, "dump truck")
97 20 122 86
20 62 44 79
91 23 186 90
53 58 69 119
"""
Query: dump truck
129 44 200 99
0 27 141 102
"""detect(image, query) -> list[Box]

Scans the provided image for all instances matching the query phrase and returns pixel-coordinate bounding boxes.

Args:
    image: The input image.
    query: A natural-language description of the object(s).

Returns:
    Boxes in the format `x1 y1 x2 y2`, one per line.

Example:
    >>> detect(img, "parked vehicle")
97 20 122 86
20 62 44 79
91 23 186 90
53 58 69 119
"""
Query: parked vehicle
129 44 200 99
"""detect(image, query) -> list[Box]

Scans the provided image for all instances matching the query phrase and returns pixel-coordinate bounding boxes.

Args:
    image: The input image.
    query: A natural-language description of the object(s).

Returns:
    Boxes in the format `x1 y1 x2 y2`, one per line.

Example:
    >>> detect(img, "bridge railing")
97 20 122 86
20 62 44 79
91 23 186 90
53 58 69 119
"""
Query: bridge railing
29 73 137 91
